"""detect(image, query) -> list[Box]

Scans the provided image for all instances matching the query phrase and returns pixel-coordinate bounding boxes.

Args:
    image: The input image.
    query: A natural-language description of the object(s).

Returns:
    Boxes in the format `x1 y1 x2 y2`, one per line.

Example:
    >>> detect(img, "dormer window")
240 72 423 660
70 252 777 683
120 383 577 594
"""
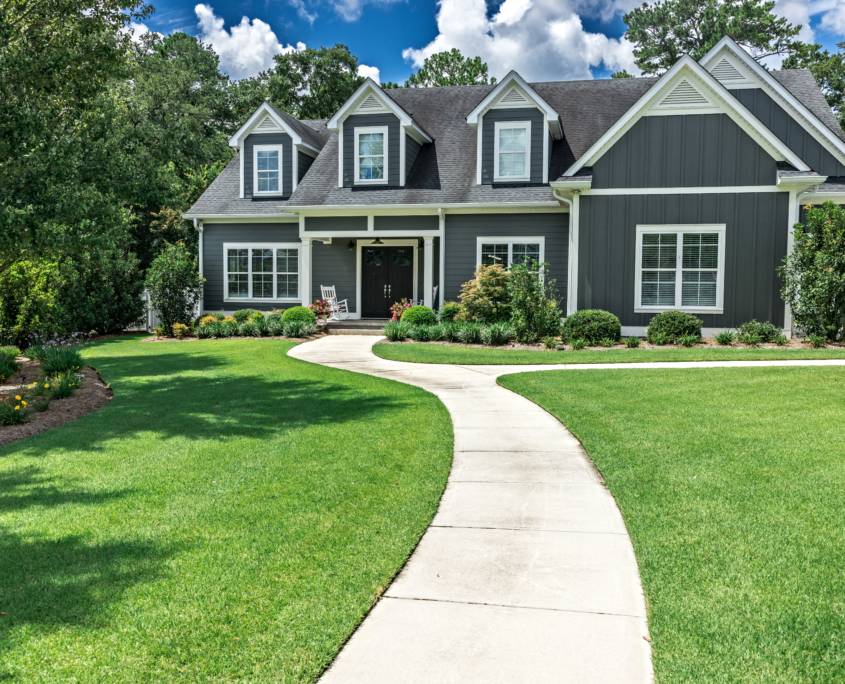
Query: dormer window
494 121 531 181
355 126 387 184
254 144 283 195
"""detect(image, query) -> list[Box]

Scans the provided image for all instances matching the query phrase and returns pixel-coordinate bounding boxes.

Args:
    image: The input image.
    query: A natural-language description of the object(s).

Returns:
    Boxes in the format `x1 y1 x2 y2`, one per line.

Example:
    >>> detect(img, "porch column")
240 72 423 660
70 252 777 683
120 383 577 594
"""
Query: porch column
423 236 434 308
300 238 312 306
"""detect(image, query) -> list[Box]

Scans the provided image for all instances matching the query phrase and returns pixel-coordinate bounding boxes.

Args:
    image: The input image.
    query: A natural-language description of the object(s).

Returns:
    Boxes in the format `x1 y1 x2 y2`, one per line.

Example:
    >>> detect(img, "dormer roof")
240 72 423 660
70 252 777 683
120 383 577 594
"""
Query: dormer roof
228 101 329 152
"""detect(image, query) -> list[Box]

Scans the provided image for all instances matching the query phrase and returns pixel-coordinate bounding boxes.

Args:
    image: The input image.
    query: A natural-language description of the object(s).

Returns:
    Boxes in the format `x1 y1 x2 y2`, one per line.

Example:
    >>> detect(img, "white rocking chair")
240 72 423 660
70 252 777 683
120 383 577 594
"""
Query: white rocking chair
320 285 350 321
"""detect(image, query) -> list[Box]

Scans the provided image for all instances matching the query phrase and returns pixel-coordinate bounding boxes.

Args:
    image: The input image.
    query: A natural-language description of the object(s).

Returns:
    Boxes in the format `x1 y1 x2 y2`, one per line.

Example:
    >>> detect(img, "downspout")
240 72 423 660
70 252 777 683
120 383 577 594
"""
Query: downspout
195 219 204 315
553 189 576 316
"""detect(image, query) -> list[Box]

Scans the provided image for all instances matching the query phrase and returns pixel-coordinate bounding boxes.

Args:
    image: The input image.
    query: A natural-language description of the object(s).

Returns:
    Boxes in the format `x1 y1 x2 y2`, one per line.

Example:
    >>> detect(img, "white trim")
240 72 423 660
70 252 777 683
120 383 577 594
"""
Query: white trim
284 201 563 213
300 237 311 305
292 147 298 193
222 242 302 303
367 215 374 232
183 215 299 222
622 326 738 338
476 115 483 185
338 127 344 187
634 224 726 314
354 126 389 185
423 237 434 308
239 151 244 199
253 144 284 196
585 185 782 196
785 188 798 336
196 221 204 312
228 101 320 152
355 239 419 316
475 236 546 268
542 127 549 184
494 120 532 182
301 230 440 239
438 208 446 306
564 55 811 177
400 128 406 186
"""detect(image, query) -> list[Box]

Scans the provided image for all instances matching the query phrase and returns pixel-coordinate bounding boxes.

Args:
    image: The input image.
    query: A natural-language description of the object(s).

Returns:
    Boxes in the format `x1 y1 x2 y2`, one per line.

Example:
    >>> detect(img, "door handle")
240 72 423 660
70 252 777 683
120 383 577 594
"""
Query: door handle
383 284 387 297
388 284 392 297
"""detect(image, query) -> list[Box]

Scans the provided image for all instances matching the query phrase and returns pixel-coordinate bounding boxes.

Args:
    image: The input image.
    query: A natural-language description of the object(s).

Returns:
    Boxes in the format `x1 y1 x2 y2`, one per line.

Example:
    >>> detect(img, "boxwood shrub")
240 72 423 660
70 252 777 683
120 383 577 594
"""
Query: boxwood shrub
561 309 621 345
737 319 782 343
401 306 436 326
647 311 703 343
281 306 317 323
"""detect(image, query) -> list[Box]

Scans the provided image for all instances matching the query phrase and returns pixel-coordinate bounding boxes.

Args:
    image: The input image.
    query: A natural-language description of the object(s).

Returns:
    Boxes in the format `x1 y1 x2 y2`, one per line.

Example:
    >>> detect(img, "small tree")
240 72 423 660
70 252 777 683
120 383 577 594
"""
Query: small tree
145 243 204 334
405 49 496 88
508 259 562 343
458 264 510 322
780 201 845 340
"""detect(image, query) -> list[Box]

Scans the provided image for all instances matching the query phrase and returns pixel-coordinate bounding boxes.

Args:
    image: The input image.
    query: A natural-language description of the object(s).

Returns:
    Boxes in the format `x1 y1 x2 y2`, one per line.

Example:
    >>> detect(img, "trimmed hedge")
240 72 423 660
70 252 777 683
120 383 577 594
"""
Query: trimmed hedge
561 310 621 345
281 306 317 323
401 306 436 326
647 311 703 343
233 308 264 323
737 319 782 343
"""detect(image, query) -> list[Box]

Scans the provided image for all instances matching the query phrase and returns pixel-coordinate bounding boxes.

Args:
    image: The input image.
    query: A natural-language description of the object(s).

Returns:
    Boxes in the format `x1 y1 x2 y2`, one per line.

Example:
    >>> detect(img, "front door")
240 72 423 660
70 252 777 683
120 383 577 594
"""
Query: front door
361 245 415 317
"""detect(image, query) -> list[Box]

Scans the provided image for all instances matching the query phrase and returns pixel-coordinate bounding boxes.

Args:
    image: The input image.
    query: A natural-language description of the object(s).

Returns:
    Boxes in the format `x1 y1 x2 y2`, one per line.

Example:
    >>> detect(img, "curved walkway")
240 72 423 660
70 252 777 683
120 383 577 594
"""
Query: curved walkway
289 336 652 684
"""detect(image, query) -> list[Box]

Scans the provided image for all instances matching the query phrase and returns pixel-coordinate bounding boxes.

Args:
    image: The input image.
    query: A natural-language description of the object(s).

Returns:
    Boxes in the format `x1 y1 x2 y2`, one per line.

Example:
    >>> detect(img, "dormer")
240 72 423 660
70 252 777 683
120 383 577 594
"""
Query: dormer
465 71 563 185
229 101 323 199
326 78 432 188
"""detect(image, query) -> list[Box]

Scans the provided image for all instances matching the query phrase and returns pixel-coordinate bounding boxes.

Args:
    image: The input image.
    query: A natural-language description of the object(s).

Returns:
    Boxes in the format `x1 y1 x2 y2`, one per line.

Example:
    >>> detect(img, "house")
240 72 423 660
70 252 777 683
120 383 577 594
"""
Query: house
183 37 845 336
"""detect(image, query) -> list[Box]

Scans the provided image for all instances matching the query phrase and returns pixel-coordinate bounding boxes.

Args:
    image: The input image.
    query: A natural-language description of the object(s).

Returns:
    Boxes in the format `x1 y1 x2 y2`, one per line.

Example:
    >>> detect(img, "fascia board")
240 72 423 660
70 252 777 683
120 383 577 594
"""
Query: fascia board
182 213 299 220
229 102 304 148
466 71 562 138
283 201 561 213
563 56 810 176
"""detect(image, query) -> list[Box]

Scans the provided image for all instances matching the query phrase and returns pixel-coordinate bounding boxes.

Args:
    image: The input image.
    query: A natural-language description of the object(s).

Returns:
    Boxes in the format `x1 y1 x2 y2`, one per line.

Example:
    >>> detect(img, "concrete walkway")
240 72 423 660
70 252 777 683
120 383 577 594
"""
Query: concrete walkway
289 336 653 684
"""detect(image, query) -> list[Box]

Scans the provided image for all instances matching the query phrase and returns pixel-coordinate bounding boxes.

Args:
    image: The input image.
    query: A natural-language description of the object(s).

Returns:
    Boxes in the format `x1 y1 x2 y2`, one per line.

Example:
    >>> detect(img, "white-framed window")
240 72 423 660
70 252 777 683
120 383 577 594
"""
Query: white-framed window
494 121 531 181
476 237 545 268
354 126 388 184
635 225 726 313
253 144 283 195
224 243 300 301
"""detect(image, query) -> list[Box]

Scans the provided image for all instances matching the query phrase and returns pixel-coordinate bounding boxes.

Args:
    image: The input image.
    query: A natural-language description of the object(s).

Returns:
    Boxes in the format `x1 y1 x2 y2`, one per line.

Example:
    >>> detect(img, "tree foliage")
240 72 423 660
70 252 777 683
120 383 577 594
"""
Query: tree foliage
623 0 800 75
507 259 562 343
783 42 845 131
458 264 511 322
145 243 204 333
405 49 496 88
780 201 845 341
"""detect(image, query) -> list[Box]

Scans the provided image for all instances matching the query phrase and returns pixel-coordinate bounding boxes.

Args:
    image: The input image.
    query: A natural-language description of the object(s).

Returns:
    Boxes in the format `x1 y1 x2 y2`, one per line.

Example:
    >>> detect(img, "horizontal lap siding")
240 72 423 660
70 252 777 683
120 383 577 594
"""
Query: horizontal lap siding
312 241 357 314
443 213 569 303
374 215 438 232
592 114 777 188
343 114 400 187
578 193 789 328
203 223 301 312
303 216 367 232
481 108 545 184
244 133 293 198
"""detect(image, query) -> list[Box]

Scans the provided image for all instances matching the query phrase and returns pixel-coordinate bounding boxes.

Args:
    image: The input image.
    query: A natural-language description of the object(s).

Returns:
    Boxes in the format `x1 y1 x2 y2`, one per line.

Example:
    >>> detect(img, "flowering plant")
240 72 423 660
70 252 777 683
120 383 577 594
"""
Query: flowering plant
390 298 414 321
0 392 30 425
310 299 333 316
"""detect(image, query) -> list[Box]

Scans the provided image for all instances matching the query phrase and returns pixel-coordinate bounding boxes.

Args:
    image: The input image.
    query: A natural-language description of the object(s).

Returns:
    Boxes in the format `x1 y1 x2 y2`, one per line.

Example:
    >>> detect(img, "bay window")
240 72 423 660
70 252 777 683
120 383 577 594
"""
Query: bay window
224 244 300 301
494 121 531 181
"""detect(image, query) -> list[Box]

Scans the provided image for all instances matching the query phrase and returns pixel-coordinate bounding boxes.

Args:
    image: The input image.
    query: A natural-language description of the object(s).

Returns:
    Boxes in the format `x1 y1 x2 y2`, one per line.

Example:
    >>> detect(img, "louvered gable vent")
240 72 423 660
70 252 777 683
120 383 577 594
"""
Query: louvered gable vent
710 58 744 82
357 94 384 112
659 79 710 107
256 115 281 132
500 87 528 105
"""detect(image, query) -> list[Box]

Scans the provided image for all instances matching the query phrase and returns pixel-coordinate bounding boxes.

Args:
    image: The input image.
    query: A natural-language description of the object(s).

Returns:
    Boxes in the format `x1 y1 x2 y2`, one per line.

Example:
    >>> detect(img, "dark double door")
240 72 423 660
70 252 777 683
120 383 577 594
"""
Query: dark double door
362 245 414 318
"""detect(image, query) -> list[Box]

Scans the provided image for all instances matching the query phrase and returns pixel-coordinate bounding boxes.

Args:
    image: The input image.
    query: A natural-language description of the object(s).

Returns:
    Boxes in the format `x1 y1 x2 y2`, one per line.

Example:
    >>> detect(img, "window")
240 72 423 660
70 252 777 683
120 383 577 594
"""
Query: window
253 145 283 195
477 237 544 268
494 121 531 181
355 126 388 184
224 244 299 301
635 226 725 313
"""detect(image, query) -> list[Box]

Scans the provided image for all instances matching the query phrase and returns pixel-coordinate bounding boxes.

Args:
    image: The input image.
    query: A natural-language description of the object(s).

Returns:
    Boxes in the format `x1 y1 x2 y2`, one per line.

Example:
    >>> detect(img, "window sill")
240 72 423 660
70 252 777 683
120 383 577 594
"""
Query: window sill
494 176 530 183
354 180 388 186
224 298 301 303
635 307 723 314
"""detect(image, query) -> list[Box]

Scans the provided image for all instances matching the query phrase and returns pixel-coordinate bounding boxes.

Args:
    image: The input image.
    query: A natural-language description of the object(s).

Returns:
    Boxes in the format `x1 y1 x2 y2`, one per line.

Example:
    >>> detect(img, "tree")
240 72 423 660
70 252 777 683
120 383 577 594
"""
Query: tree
611 70 634 78
268 44 363 119
783 42 845 130
623 0 800 75
458 265 510 322
507 259 562 343
405 49 496 88
145 243 204 334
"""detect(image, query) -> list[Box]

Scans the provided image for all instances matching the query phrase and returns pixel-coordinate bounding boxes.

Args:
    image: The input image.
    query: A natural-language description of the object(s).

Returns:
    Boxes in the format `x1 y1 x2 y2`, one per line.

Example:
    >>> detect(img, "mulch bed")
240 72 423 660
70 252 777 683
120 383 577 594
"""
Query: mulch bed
0 361 113 447
140 332 328 343
383 337 845 351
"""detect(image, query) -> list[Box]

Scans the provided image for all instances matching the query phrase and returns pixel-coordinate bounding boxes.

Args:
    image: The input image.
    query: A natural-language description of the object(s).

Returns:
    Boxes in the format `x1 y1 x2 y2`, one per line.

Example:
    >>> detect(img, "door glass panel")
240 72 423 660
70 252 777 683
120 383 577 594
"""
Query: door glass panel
365 248 384 266
392 248 412 266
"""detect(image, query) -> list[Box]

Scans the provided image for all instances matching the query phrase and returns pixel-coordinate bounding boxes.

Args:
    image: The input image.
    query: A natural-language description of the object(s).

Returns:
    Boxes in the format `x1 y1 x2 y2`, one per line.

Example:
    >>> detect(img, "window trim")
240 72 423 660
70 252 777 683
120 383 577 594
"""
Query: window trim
223 242 301 303
493 120 532 182
354 126 389 185
253 144 284 196
634 224 726 314
476 236 545 267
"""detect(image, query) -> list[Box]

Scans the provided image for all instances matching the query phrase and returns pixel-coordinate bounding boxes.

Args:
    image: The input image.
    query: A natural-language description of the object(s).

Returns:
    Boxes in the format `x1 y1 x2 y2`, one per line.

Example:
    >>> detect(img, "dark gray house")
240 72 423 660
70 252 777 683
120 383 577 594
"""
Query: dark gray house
184 37 845 336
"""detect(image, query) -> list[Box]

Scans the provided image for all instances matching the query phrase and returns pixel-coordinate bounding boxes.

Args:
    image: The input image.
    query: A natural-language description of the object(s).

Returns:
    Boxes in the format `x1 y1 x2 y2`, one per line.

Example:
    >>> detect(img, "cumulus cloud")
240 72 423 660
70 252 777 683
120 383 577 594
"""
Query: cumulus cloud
289 0 318 24
332 0 403 22
357 64 381 83
195 4 305 79
123 21 162 43
402 0 638 82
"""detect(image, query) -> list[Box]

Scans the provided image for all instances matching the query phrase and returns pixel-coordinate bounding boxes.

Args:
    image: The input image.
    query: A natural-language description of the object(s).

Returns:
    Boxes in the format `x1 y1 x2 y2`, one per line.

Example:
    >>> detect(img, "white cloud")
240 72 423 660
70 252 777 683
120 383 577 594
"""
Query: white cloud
332 0 403 22
402 0 638 82
819 0 845 34
357 64 381 83
123 21 162 43
194 4 305 79
289 0 318 24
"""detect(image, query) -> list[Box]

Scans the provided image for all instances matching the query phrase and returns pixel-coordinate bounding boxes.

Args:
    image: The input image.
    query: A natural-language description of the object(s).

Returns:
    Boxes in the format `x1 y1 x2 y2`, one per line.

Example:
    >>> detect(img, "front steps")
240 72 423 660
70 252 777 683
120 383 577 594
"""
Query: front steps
327 319 388 336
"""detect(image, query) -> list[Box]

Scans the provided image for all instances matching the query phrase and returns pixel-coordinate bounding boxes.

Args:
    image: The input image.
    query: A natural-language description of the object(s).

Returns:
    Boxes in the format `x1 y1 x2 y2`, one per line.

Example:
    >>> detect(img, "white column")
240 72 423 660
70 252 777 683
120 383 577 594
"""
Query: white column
568 192 581 316
196 220 204 315
423 236 434 308
300 238 312 306
784 188 798 337
438 209 446 307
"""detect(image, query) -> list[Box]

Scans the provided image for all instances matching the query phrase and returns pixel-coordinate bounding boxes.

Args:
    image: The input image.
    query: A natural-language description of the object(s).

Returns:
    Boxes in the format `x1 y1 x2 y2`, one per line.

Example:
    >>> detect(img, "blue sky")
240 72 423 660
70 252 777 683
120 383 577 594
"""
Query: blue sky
134 0 845 84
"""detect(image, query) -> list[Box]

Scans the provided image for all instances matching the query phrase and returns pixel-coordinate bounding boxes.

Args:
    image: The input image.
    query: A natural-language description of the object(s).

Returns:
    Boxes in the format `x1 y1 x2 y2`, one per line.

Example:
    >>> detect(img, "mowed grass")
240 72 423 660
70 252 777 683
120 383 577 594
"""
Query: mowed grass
498 366 845 683
0 336 453 683
373 342 845 365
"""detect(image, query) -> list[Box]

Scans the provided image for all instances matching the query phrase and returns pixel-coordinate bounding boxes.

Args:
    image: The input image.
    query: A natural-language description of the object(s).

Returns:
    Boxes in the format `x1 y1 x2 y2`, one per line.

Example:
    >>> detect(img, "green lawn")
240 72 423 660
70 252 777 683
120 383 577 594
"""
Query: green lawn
0 336 452 683
498 367 845 684
373 342 845 365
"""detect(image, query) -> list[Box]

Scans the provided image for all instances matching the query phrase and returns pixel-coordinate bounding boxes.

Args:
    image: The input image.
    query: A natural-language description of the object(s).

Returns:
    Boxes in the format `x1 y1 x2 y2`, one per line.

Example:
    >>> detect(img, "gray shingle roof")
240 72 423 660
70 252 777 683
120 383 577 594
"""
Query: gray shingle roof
815 177 845 193
771 69 845 144
266 104 332 150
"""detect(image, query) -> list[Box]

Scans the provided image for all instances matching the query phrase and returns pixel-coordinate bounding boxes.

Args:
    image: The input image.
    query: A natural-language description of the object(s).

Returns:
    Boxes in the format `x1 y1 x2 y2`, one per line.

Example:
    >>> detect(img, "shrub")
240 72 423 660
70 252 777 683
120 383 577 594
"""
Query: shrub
232 308 262 323
715 330 736 345
647 311 703 343
145 243 204 334
625 336 641 348
267 318 284 336
220 319 239 338
40 347 83 376
0 394 30 425
206 312 227 321
199 315 219 326
649 331 669 346
739 331 761 346
561 310 621 345
154 324 168 337
458 264 511 322
737 320 782 343
773 333 788 346
195 324 213 339
571 338 587 350
542 336 558 349
383 320 410 341
49 370 82 399
508 259 562 343
481 322 512 346
808 333 826 348
267 309 286 321
598 338 615 347
439 322 459 342
408 324 436 341
282 321 316 338
401 306 436 326
437 302 461 323
0 355 21 382
172 322 190 339
390 298 414 321
457 322 482 344
678 334 699 348
429 324 446 341
281 306 317 323
1 346 21 359
253 316 269 336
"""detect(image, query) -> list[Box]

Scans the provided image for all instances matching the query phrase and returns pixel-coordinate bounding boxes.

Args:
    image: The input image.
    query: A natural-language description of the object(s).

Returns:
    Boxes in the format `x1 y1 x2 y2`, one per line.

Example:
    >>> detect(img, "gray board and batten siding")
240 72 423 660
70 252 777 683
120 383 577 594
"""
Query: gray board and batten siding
202 223 300 312
442 213 569 303
578 193 789 328
481 108 545 185
303 216 367 232
342 114 401 187
244 133 294 198
591 114 777 189
730 88 845 177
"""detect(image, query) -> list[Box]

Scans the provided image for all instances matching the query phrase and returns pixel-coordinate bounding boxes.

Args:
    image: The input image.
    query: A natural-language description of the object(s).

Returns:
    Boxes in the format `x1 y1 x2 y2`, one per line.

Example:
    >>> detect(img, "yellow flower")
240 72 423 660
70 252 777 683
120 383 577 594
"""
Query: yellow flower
14 406 19 410
21 401 27 407
45 384 50 388
14 395 20 400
